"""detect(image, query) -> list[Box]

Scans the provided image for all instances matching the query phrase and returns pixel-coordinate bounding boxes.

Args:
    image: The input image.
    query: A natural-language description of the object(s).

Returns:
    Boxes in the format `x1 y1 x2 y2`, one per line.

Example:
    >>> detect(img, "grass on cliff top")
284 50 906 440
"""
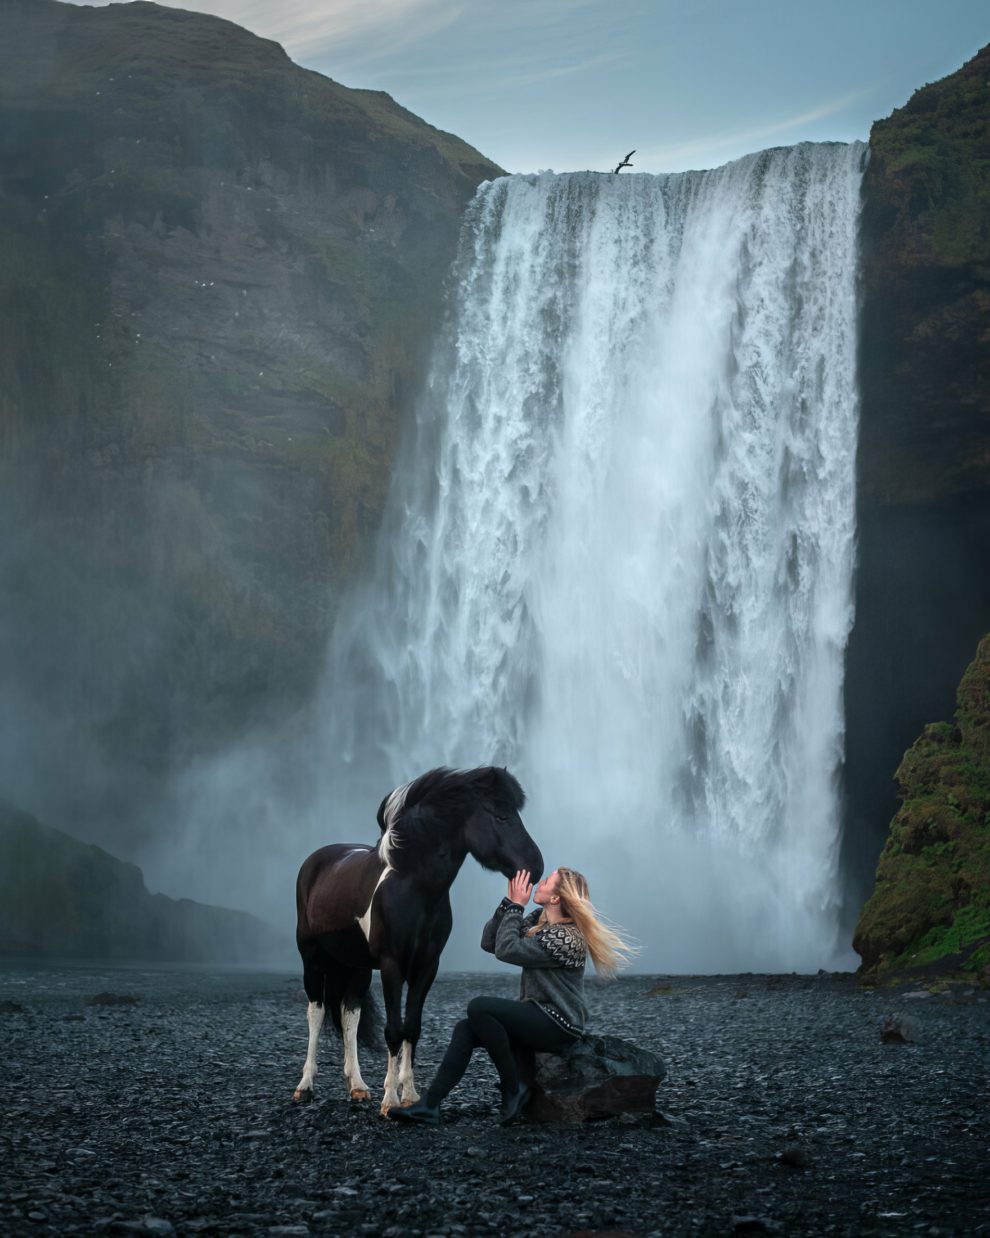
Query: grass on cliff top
0 0 503 184
854 634 990 982
869 42 990 268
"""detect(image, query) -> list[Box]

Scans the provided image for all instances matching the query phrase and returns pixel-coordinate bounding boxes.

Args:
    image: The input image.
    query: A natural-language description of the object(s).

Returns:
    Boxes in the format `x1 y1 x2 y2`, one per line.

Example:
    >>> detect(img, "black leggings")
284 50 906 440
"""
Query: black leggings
426 996 575 1105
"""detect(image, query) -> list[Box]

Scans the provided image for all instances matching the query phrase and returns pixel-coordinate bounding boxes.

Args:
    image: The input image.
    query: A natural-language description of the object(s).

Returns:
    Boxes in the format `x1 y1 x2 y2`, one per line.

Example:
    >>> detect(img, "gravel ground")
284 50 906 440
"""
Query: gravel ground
1 963 988 1237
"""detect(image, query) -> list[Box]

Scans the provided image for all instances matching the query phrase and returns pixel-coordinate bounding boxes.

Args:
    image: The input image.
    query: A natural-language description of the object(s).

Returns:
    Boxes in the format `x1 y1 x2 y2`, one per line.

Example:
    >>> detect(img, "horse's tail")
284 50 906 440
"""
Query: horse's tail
322 969 382 1050
356 988 383 1050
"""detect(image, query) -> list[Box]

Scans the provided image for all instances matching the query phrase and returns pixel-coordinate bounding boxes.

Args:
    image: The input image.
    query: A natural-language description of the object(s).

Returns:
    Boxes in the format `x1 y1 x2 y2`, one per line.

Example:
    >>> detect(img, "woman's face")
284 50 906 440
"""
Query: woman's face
533 870 560 905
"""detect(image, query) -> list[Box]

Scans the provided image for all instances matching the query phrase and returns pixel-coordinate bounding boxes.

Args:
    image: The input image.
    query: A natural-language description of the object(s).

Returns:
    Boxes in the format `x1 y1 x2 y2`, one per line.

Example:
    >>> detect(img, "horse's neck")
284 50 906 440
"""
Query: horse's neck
395 835 468 896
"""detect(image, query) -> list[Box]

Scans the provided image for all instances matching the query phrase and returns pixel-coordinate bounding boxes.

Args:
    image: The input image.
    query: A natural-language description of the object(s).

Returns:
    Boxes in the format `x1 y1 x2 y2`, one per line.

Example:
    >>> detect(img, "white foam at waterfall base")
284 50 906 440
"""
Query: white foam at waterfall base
321 142 866 973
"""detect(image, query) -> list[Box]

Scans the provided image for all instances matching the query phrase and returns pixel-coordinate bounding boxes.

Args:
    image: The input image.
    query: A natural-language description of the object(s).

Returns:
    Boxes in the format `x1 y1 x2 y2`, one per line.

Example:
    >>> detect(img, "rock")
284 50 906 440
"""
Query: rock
140 1220 175 1236
881 1013 921 1044
516 1034 666 1122
733 1218 781 1234
86 992 140 1007
0 999 25 1012
778 1143 812 1169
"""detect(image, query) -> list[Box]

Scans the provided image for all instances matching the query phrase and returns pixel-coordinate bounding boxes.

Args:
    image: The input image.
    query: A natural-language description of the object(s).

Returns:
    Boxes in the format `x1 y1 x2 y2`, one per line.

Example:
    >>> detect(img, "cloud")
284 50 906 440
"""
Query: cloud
631 89 873 173
385 47 627 94
63 0 466 62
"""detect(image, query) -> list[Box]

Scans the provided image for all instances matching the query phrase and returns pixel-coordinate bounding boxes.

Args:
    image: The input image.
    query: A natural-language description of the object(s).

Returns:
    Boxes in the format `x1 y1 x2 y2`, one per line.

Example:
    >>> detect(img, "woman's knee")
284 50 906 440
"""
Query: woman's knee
450 1016 474 1044
466 995 495 1022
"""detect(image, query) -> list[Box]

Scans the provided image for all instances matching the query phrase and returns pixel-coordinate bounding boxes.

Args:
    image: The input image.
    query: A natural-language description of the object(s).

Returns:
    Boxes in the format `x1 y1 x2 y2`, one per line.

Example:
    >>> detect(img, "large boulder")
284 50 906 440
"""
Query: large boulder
516 1034 666 1122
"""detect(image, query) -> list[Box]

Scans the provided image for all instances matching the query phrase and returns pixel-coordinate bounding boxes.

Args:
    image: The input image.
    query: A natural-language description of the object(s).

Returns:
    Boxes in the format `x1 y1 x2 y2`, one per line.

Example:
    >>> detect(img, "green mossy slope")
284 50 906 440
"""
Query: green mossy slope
854 634 990 982
858 41 990 508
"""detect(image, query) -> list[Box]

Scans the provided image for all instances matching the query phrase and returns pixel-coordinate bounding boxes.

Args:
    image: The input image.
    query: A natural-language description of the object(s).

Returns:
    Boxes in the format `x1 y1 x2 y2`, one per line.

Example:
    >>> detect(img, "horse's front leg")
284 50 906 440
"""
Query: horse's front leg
398 960 439 1106
379 957 404 1115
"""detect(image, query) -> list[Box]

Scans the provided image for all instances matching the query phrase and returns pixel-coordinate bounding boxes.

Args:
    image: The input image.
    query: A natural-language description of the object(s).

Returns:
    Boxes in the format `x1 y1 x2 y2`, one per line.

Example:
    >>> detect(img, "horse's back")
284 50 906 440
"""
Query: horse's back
296 843 384 943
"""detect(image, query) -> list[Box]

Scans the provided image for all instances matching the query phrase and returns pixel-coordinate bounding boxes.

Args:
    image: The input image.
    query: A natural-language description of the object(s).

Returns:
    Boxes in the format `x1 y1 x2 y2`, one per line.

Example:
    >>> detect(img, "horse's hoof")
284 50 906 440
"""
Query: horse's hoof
350 1088 371 1101
380 1099 397 1117
293 1088 313 1104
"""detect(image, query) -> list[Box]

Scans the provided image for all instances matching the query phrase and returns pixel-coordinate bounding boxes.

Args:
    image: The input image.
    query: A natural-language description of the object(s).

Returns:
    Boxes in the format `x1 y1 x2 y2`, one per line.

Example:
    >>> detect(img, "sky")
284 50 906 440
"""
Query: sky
64 0 989 174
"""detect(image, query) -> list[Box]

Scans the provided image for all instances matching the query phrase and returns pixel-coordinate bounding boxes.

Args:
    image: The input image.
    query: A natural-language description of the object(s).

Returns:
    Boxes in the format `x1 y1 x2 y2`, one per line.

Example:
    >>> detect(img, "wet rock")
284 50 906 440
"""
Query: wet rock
0 999 25 1012
518 1034 666 1122
733 1217 781 1234
778 1143 812 1169
881 1013 921 1043
87 992 140 1006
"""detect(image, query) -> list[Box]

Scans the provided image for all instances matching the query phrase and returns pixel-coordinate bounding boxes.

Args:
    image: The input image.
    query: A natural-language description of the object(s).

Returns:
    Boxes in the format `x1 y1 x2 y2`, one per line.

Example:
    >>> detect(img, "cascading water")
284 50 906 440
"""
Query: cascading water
324 142 865 972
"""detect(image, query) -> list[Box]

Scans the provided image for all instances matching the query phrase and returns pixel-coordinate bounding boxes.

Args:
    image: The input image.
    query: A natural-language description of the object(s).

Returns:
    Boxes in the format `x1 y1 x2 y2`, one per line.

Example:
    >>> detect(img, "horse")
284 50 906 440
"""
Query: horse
292 765 544 1114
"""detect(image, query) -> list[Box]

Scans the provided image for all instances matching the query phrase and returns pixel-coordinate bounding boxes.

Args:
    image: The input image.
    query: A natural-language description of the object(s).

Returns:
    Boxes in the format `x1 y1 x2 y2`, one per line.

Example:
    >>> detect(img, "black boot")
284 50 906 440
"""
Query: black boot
386 1098 441 1127
499 1082 530 1125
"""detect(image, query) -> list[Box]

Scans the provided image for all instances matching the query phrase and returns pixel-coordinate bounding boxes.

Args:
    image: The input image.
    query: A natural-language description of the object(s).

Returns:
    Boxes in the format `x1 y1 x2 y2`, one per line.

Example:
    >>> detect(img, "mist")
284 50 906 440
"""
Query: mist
126 146 866 974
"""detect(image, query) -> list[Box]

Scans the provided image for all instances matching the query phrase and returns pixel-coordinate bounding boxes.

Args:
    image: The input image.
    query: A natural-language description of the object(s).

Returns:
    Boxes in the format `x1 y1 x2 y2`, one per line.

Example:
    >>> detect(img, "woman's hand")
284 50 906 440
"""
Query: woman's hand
507 870 533 906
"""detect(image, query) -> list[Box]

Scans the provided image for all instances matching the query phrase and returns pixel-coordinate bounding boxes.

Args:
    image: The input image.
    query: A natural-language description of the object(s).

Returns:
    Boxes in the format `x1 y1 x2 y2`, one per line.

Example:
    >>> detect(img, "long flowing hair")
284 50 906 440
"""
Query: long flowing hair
527 867 636 979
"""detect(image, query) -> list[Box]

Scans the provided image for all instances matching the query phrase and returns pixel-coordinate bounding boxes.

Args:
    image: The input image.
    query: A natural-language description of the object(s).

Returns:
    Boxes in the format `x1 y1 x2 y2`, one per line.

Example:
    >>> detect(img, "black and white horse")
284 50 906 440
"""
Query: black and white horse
293 766 544 1113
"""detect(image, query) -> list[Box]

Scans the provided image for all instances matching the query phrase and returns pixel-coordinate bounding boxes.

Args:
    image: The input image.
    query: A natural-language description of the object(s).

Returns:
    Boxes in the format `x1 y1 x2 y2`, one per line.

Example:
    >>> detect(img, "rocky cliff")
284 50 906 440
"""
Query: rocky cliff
842 43 990 923
0 0 501 854
0 800 287 962
853 634 990 983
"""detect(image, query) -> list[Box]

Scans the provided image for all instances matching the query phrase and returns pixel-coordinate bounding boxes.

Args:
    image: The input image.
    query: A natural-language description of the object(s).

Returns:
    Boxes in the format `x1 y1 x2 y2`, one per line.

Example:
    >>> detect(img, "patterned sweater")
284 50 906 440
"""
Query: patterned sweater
480 897 588 1036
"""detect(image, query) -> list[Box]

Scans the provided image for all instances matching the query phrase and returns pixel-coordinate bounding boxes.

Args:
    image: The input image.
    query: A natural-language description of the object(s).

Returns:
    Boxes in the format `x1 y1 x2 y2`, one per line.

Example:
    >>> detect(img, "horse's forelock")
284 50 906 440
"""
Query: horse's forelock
482 767 526 813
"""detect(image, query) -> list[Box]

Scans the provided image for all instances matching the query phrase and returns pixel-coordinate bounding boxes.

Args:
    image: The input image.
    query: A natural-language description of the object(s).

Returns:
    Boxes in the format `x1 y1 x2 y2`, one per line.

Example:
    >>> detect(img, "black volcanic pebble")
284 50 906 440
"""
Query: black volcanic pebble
0 968 988 1236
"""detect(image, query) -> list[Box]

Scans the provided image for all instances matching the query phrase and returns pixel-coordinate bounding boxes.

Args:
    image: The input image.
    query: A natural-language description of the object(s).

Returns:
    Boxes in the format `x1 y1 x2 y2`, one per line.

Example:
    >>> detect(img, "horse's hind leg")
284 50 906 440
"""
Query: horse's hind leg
293 943 325 1102
341 968 372 1101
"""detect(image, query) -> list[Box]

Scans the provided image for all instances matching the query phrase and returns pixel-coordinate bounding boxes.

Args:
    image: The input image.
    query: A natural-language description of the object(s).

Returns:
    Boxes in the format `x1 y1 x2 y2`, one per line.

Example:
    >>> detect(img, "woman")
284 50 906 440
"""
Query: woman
388 865 633 1126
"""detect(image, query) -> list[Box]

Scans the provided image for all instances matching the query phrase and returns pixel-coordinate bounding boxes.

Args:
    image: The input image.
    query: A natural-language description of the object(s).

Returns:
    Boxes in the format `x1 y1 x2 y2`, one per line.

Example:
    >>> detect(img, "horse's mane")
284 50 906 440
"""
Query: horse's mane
377 766 525 866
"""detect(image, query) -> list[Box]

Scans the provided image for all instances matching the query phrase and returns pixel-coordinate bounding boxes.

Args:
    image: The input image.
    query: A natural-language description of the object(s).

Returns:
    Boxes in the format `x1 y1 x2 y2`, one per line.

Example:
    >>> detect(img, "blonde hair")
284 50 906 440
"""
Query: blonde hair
527 867 636 979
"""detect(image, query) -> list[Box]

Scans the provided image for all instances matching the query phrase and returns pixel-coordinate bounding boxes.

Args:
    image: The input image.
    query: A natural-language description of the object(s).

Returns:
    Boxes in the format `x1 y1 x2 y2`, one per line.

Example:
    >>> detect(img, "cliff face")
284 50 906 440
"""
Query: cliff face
853 634 990 982
0 0 501 851
0 800 287 962
842 43 990 921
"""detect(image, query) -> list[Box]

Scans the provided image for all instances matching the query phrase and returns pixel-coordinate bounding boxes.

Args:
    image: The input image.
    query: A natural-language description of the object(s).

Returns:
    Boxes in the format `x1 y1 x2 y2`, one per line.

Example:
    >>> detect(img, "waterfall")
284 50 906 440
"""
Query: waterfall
324 142 865 972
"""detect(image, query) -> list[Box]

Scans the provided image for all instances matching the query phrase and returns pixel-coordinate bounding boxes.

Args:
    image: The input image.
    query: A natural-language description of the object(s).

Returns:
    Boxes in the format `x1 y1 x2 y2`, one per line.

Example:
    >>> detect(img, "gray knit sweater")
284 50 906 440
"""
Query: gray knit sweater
480 897 588 1036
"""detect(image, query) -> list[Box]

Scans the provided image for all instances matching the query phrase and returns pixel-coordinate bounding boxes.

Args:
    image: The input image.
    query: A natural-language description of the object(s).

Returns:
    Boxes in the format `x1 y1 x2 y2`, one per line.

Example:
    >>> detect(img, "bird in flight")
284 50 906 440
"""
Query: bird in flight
613 150 635 173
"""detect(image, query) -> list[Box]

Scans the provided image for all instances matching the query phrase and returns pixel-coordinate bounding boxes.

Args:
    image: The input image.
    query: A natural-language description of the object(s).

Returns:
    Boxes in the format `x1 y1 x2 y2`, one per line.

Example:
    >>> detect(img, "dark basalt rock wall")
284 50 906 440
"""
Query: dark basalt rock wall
843 43 990 926
0 0 501 853
0 800 287 961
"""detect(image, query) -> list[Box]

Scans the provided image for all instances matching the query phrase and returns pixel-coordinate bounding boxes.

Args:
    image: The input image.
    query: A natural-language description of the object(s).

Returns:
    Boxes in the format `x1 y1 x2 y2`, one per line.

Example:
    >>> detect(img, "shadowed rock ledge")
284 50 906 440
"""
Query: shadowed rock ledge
0 800 287 962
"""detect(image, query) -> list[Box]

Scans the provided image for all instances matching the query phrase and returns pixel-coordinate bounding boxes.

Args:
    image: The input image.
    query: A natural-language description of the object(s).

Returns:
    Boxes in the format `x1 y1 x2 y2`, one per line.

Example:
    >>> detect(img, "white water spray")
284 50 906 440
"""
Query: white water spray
325 143 865 972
